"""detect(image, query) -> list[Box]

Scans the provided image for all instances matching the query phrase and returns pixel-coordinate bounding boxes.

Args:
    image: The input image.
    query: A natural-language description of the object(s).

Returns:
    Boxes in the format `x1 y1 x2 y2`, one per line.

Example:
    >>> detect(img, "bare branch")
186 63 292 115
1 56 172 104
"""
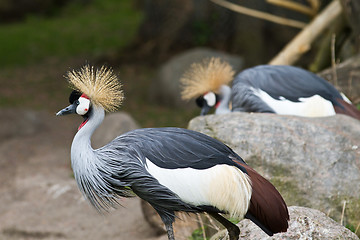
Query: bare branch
267 0 317 16
307 0 320 12
210 0 307 29
331 34 338 87
269 0 342 65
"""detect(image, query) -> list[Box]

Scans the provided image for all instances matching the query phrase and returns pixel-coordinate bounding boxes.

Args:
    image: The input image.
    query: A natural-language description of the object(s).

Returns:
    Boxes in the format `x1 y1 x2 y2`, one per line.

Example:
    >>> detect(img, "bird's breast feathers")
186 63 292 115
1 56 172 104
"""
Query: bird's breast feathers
145 158 252 218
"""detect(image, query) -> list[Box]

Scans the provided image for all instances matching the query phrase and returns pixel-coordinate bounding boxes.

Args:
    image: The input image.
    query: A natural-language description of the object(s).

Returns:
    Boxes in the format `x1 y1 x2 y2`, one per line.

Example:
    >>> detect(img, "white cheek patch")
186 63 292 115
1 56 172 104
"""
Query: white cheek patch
204 92 216 107
76 97 91 115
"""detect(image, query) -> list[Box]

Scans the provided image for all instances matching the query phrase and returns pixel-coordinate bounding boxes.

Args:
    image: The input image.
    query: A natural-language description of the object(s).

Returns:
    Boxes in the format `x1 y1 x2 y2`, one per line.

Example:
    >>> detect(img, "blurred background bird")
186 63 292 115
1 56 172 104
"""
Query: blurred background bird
56 65 289 240
181 58 360 120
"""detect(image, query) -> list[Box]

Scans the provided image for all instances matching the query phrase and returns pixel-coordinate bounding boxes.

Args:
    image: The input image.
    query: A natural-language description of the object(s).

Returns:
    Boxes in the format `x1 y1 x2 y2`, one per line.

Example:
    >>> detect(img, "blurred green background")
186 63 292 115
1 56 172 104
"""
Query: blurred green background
0 0 199 128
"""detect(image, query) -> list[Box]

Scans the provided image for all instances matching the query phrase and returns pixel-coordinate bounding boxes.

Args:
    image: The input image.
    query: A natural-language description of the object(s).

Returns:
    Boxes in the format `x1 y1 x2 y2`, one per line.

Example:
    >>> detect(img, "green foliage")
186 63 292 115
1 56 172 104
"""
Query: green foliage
189 226 208 240
228 217 240 225
345 223 356 233
193 20 211 45
0 0 142 67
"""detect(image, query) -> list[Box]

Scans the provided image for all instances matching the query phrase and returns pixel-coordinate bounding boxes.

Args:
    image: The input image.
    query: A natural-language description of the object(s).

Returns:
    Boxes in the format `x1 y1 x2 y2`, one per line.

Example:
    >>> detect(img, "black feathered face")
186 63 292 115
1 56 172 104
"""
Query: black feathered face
56 90 92 130
195 92 219 115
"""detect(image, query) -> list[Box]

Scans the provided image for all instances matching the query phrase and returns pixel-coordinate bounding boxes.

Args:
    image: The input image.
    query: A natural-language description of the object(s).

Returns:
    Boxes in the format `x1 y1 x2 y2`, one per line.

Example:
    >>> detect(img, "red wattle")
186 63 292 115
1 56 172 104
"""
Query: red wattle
78 119 89 131
215 102 220 108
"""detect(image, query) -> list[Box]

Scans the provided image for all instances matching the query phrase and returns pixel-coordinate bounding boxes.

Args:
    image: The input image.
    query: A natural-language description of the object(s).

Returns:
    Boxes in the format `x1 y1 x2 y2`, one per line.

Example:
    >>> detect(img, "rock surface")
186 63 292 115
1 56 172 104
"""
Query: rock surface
152 47 244 107
211 206 359 239
188 112 360 230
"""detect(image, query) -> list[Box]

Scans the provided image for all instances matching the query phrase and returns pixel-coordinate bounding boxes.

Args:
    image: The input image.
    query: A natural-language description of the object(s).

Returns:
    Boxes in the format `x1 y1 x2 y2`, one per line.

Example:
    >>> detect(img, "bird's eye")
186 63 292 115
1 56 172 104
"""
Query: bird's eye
76 97 91 115
196 96 204 107
203 92 216 107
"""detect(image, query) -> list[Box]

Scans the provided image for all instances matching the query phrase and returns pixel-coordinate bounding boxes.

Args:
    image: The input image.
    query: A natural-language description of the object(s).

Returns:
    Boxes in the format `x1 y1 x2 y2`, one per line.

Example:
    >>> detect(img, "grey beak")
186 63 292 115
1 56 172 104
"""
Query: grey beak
56 104 76 116
200 104 212 116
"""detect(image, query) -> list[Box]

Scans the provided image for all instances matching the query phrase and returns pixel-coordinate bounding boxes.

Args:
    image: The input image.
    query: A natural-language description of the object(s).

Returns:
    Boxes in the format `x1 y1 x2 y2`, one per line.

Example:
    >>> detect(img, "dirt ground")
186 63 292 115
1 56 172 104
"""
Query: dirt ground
0 109 167 240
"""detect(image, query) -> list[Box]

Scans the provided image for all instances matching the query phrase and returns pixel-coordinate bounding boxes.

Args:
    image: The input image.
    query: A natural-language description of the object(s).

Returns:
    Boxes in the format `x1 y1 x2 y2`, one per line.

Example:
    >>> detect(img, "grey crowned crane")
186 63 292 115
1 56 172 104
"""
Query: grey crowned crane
56 65 289 240
180 58 360 120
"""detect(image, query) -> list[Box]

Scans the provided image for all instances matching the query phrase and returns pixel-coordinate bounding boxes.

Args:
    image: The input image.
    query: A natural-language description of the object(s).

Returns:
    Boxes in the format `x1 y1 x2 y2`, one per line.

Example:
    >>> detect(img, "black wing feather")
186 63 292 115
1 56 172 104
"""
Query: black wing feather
115 127 247 171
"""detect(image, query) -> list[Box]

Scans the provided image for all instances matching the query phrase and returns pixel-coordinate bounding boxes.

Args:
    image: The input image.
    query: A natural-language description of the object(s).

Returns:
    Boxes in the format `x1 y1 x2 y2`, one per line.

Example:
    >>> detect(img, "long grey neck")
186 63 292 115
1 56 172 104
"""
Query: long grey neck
70 105 105 196
215 85 232 114
71 105 105 155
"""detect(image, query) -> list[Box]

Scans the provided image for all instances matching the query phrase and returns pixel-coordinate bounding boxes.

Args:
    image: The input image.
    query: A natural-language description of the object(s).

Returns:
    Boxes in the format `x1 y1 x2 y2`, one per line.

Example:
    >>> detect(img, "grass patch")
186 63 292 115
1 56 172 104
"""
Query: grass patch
0 0 142 67
189 226 209 240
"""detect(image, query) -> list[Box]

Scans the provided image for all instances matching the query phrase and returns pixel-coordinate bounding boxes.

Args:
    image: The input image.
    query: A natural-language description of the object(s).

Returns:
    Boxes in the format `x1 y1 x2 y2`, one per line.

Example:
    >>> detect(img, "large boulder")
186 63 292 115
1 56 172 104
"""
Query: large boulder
151 47 243 108
211 206 359 239
188 112 360 230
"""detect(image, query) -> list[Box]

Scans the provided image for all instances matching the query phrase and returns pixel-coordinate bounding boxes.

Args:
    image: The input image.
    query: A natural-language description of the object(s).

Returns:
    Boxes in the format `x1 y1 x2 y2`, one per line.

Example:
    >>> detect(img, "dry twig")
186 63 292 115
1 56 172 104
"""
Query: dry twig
210 0 306 29
355 222 360 235
331 33 338 87
197 214 207 240
267 0 318 16
340 200 346 226
204 213 221 231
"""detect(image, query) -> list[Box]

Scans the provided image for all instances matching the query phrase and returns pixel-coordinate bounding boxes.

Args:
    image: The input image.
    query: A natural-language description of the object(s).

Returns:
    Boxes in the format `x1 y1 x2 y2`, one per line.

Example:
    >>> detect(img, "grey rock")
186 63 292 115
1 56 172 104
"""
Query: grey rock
92 112 140 148
152 47 243 108
211 206 359 239
188 112 360 229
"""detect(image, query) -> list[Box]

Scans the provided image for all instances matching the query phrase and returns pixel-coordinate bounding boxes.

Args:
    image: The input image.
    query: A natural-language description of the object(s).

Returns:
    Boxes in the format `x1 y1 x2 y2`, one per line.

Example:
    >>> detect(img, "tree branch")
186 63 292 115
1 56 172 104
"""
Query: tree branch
210 0 306 29
269 0 342 65
266 0 317 16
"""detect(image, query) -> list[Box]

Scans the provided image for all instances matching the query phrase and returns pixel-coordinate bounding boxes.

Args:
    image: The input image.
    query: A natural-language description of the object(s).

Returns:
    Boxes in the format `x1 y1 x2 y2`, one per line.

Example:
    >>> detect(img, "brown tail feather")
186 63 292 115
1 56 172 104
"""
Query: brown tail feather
241 164 289 235
334 98 360 120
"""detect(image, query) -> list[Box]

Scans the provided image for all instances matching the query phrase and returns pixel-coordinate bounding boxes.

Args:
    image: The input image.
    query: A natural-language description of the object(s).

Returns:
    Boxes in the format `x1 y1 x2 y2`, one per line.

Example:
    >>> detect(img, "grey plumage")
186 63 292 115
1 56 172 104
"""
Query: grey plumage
230 84 275 113
191 64 360 118
231 65 344 113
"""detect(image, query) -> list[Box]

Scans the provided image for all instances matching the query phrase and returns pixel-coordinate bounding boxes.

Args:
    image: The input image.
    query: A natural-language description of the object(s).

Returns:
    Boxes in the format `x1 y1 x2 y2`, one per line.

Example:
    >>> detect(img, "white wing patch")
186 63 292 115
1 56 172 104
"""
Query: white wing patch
145 158 252 219
253 89 336 117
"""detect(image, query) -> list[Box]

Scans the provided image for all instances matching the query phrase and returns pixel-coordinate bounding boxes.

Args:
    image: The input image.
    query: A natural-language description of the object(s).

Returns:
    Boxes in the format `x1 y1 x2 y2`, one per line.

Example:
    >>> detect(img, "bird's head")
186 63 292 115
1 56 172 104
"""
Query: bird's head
180 57 234 116
56 65 123 130
56 90 92 130
195 91 220 115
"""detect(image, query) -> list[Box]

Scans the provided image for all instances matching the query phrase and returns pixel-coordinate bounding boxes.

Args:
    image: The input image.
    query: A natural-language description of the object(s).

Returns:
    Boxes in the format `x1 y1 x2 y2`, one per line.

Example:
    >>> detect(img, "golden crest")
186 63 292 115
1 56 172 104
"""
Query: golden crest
180 57 235 100
66 65 124 112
